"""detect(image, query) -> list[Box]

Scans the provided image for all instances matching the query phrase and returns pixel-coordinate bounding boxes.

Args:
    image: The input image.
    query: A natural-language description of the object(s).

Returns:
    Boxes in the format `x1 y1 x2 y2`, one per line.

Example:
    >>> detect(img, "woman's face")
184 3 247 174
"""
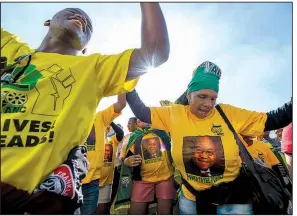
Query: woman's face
187 89 218 119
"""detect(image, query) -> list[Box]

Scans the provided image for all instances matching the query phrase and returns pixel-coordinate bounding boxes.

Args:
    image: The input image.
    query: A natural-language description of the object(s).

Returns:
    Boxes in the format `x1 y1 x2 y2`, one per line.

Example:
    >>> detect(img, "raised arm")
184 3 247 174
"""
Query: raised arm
113 94 126 114
126 3 170 81
100 95 125 127
264 99 292 131
126 89 152 124
110 122 124 142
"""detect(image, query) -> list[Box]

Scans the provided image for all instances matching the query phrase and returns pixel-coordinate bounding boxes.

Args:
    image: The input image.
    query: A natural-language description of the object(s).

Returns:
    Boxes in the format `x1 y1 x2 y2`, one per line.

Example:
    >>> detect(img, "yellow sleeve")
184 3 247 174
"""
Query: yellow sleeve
1 28 33 64
99 105 121 127
150 106 172 132
95 49 139 97
220 104 267 137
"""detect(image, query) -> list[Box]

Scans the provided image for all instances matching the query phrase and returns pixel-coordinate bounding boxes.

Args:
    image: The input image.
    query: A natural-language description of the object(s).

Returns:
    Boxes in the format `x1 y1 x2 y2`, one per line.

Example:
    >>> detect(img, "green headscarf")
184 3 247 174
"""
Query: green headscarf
187 61 222 93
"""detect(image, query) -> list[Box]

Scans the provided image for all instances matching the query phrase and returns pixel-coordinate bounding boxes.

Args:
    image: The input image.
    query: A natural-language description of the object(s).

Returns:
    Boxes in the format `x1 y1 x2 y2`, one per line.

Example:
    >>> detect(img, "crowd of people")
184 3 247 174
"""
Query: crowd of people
0 2 292 215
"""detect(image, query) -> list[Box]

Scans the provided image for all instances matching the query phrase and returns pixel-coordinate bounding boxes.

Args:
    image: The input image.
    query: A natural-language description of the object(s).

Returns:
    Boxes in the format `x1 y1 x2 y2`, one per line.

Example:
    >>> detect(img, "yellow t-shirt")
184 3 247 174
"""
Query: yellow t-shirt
245 139 280 169
99 135 120 186
121 132 173 182
82 105 120 184
150 104 267 201
1 28 138 193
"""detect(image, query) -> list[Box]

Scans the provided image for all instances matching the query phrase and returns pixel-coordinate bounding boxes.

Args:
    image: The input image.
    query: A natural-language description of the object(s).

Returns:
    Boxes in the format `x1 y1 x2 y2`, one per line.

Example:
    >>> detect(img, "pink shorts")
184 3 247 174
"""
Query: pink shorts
131 176 176 203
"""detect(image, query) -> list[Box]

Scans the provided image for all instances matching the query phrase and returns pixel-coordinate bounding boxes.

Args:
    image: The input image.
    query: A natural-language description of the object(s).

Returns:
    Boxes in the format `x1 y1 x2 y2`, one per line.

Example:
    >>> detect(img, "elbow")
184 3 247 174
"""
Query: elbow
142 42 170 68
157 43 170 65
140 117 151 125
120 101 127 110
119 129 124 139
117 134 124 142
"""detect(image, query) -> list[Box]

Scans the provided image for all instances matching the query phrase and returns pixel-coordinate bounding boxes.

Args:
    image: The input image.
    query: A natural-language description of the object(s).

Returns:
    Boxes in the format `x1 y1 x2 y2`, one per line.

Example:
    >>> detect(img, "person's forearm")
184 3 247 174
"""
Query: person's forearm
126 3 170 80
140 3 170 66
113 94 126 114
126 89 152 124
264 99 292 131
110 122 124 142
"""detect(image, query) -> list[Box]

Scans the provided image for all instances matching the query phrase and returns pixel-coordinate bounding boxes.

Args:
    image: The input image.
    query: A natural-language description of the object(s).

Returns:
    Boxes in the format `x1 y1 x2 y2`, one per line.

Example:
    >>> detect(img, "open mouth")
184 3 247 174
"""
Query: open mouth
198 109 209 117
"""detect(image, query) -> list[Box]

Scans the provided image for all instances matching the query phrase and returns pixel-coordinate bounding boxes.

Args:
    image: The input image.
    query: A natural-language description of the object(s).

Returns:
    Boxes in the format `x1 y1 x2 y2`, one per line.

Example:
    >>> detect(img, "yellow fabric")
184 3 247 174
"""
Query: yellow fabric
99 135 120 186
82 105 120 184
121 133 173 182
1 28 138 193
248 140 280 168
266 142 273 149
160 100 173 107
265 141 289 169
150 104 267 201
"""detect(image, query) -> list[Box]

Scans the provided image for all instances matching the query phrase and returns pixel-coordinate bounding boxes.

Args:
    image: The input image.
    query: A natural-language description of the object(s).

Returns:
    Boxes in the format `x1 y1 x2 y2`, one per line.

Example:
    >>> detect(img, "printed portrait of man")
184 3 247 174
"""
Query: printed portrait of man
183 136 225 177
104 144 113 163
142 137 162 160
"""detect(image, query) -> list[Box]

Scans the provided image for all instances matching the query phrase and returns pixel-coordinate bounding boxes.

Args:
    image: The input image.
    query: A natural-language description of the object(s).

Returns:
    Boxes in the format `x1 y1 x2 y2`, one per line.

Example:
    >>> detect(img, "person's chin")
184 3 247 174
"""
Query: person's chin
197 162 209 170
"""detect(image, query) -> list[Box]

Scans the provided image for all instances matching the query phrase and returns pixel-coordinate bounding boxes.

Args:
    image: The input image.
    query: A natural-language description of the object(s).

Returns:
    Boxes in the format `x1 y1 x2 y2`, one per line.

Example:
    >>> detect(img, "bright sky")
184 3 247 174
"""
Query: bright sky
1 2 292 135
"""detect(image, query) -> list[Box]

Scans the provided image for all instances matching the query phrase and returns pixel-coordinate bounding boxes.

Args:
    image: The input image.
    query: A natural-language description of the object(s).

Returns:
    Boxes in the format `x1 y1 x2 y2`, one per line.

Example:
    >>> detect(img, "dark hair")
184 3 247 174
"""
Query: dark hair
175 90 189 105
129 117 137 123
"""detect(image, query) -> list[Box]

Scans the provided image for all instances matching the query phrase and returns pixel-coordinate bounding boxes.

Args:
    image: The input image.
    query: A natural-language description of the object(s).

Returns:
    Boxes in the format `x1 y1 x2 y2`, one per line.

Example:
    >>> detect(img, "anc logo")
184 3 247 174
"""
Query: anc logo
2 64 43 91
1 91 28 113
121 176 131 188
211 124 224 136
1 61 76 116
1 64 43 114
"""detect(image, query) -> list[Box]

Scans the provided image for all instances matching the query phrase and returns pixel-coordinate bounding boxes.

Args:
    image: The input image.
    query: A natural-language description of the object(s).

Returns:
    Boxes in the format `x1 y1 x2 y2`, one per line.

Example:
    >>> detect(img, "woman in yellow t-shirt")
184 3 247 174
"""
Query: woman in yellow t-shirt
125 61 292 215
122 119 175 215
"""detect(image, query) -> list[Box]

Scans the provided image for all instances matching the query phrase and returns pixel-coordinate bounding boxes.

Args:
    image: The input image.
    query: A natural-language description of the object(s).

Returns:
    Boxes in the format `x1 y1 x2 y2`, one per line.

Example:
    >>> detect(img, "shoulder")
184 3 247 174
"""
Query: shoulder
217 103 241 112
90 49 135 64
168 104 189 115
1 28 32 63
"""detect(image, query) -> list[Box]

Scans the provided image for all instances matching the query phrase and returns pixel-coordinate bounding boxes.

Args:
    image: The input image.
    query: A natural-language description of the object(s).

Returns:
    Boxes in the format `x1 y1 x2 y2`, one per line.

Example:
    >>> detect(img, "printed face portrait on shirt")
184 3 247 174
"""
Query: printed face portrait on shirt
104 144 113 163
142 137 162 160
183 136 225 177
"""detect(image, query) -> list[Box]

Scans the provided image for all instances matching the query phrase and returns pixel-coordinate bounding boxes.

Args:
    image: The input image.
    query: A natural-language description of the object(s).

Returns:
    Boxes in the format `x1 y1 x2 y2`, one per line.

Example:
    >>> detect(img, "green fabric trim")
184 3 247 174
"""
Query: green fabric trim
125 126 153 155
